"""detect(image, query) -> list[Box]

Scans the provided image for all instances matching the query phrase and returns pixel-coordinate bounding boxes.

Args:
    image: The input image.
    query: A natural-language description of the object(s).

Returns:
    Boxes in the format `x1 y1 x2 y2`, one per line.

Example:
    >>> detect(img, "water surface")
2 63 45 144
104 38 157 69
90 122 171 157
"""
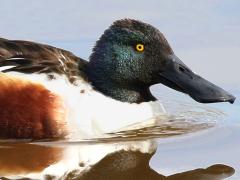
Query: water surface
151 86 240 180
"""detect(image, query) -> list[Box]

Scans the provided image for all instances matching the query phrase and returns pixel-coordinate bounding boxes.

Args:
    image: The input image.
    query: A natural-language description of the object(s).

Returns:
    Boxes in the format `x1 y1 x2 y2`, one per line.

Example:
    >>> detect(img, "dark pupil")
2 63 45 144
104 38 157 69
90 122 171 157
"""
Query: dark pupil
137 44 143 50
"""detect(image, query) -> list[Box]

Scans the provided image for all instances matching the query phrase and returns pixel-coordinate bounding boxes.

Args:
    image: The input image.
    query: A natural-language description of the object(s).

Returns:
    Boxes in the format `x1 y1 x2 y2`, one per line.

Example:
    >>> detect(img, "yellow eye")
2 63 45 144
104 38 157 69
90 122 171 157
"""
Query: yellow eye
135 44 144 52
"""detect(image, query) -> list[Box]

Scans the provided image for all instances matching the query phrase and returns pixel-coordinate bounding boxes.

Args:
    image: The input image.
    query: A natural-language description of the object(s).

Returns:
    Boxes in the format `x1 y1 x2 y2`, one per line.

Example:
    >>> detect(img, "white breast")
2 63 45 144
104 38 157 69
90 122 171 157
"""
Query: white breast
2 72 166 179
5 72 167 139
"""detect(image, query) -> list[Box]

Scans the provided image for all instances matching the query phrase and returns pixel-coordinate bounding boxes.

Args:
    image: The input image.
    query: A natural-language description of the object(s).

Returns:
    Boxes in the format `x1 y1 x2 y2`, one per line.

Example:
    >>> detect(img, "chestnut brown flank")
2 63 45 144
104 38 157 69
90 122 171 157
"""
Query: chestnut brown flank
0 74 68 139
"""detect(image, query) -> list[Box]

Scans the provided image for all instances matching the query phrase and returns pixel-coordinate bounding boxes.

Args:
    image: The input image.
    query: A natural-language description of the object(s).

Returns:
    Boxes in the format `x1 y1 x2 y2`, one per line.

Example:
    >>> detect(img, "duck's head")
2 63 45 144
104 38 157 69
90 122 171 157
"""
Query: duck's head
87 19 235 104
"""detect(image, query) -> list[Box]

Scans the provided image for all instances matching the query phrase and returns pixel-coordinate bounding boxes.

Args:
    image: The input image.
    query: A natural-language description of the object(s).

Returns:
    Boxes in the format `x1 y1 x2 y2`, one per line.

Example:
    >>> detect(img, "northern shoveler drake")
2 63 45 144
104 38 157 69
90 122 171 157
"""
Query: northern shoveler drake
0 19 236 140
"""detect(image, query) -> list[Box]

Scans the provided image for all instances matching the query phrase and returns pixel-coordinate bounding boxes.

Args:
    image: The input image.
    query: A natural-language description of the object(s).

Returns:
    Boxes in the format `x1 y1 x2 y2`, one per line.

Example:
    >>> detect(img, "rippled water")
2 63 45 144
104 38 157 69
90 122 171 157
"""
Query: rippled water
151 86 240 180
1 86 238 180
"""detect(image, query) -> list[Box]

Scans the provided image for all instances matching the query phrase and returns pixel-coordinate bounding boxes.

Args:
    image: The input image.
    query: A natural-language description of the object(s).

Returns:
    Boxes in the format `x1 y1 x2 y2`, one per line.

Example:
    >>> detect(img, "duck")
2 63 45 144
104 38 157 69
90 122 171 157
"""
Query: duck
0 19 236 140
0 19 236 179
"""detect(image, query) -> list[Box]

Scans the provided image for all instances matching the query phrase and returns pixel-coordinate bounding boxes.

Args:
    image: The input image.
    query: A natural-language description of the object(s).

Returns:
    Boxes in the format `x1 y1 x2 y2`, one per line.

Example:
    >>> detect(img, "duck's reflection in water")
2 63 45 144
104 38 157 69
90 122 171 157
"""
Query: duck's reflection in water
0 143 63 176
0 141 235 180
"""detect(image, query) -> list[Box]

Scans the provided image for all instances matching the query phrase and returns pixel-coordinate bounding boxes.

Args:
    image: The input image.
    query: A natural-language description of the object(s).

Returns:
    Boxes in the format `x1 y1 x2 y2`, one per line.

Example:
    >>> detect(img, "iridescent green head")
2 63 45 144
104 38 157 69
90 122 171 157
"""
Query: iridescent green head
87 19 235 104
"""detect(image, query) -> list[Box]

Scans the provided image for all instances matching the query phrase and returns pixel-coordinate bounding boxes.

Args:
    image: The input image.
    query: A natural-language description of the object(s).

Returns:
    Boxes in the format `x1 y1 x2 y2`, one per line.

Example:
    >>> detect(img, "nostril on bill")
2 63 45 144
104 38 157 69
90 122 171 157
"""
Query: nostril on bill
178 65 194 79
179 66 185 72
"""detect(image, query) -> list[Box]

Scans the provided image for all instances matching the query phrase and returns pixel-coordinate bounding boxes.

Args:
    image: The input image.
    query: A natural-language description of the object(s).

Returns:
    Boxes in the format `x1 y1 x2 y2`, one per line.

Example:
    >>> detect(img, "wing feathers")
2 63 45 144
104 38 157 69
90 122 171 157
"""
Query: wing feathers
0 38 88 80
